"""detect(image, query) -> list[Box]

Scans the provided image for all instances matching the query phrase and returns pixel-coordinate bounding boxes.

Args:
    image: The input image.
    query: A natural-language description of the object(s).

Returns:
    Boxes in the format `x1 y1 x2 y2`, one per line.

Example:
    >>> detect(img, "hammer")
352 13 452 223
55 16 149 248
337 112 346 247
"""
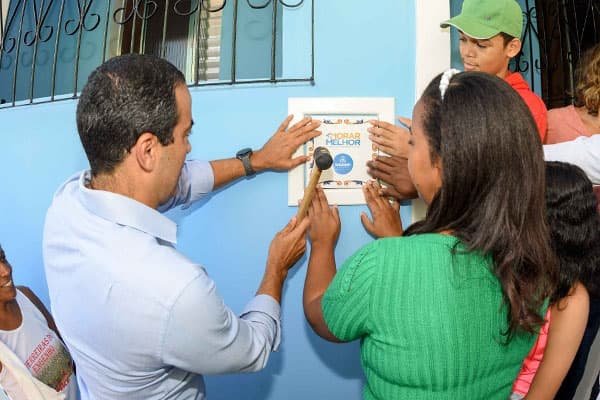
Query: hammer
297 146 333 220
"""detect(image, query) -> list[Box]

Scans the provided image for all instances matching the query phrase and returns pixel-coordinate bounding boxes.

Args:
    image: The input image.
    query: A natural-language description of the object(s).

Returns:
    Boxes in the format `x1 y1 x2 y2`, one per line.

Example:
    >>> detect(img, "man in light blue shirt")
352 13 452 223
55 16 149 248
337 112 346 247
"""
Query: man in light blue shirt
43 54 319 399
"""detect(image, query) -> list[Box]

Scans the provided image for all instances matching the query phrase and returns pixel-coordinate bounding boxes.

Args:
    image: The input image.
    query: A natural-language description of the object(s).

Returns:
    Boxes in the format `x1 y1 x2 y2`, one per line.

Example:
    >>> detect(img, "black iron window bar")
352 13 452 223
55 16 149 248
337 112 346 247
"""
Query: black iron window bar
513 0 600 107
0 0 315 108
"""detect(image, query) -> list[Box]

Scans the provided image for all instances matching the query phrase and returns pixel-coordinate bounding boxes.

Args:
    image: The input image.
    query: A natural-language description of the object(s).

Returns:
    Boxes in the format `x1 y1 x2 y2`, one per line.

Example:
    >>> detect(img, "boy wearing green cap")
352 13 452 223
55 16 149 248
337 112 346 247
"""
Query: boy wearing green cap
441 0 547 141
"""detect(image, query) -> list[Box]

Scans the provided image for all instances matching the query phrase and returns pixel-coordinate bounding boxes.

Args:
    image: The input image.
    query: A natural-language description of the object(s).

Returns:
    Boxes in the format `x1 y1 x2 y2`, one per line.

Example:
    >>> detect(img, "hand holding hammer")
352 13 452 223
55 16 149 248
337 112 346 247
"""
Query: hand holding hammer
297 146 333 220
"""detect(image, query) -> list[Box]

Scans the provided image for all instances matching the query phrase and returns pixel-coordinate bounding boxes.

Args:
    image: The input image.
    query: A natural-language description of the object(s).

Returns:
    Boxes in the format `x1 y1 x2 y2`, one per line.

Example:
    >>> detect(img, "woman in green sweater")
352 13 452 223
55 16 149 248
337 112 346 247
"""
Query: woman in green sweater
303 70 558 399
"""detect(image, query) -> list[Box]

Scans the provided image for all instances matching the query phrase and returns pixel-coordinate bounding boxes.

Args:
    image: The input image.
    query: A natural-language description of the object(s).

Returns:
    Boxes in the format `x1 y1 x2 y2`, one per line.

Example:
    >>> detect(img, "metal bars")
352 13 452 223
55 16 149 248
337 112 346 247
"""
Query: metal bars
0 0 314 108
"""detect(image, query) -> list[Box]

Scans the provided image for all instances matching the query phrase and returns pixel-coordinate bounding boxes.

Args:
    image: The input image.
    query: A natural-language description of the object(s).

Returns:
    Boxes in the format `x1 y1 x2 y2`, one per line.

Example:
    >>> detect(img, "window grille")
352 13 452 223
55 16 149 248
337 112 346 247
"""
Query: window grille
0 0 314 108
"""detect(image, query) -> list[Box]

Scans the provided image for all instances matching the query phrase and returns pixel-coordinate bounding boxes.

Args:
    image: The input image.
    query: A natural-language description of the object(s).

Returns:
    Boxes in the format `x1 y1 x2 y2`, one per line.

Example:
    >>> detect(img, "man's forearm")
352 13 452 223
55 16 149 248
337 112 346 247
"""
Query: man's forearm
256 268 286 304
209 150 270 190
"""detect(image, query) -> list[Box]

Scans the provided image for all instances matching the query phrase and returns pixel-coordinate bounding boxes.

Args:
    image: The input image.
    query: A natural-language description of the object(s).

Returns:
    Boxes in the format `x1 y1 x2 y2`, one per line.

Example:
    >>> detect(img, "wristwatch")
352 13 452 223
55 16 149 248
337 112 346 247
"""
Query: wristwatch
236 148 256 177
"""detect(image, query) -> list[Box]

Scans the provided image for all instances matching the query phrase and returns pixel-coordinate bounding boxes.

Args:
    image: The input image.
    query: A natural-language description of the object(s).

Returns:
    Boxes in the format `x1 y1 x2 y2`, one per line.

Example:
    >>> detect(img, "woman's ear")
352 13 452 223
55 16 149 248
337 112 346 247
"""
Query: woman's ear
132 132 160 173
432 157 443 193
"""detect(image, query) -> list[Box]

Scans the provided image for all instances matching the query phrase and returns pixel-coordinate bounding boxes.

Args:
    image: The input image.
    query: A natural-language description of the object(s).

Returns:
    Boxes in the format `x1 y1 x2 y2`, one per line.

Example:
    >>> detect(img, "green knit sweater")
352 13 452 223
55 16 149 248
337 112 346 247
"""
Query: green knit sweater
322 234 538 400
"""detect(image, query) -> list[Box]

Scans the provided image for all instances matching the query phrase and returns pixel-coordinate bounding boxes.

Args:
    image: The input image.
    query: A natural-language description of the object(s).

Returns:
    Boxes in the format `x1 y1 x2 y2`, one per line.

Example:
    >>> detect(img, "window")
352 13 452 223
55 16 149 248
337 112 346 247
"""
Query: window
0 0 314 107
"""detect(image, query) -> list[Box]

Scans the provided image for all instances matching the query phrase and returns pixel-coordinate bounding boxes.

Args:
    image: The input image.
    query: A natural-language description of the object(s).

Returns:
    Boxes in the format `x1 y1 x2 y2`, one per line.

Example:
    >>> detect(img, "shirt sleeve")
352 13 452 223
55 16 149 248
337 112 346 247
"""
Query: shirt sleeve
544 135 600 184
161 270 281 375
321 241 379 342
158 160 215 212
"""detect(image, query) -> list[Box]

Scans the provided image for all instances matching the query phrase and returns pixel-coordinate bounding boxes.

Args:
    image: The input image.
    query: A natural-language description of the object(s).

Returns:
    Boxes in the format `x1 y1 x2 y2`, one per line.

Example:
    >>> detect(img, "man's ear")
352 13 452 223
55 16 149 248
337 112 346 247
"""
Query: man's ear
506 38 522 58
132 132 160 172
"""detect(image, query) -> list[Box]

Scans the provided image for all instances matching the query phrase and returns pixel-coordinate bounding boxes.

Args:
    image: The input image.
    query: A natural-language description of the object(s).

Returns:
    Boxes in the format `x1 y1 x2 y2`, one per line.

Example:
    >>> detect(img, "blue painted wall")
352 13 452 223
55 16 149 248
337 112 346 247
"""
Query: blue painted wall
0 1 416 399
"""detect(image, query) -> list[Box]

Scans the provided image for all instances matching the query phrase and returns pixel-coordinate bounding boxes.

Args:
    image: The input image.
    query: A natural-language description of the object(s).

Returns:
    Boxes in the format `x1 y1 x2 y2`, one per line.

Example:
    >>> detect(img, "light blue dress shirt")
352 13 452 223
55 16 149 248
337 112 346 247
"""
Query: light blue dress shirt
43 161 281 400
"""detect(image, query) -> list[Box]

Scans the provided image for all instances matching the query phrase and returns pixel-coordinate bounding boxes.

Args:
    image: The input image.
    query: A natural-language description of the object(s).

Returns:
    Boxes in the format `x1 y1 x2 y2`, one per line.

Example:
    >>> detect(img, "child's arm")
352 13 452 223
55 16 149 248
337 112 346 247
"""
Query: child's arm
525 282 589 400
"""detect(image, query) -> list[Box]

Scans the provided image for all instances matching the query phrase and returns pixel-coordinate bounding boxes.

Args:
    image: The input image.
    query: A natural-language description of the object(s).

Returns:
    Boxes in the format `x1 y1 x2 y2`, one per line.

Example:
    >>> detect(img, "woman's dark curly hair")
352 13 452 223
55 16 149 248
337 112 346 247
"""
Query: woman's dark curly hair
545 161 600 301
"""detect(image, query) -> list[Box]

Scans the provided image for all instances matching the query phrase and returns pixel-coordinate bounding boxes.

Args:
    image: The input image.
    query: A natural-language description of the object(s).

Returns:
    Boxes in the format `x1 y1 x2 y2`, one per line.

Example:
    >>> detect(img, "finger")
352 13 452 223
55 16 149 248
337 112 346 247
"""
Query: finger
369 119 396 131
277 115 294 132
381 155 408 166
369 133 393 147
292 216 311 237
372 142 399 157
368 125 398 140
307 186 321 217
366 166 391 182
381 185 402 199
375 182 391 209
282 216 298 233
360 212 376 236
295 129 322 146
315 186 328 213
363 183 379 214
287 116 312 132
368 159 394 176
307 194 316 219
289 155 310 169
367 181 388 209
293 119 321 136
373 156 399 168
397 116 412 129
294 240 307 257
332 205 340 226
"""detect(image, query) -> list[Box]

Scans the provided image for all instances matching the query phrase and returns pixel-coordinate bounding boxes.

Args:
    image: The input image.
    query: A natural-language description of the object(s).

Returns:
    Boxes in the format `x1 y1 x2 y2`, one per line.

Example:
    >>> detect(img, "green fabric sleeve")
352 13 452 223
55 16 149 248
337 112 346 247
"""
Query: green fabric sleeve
321 241 379 342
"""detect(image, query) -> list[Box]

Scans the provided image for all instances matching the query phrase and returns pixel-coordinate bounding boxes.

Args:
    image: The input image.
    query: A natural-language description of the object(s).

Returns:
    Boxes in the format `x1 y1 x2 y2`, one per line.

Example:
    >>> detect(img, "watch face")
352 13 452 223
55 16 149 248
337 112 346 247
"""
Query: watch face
237 148 252 158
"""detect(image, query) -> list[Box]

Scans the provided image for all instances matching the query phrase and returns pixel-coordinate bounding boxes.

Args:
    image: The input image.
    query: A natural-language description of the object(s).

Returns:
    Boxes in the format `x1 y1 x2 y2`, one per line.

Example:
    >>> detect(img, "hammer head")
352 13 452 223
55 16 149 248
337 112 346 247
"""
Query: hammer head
313 146 333 171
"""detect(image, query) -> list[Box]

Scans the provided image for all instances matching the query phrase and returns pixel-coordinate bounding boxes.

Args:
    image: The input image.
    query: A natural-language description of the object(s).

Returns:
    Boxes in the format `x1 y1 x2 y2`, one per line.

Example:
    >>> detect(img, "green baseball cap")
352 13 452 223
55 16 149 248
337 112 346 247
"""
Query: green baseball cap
440 0 523 40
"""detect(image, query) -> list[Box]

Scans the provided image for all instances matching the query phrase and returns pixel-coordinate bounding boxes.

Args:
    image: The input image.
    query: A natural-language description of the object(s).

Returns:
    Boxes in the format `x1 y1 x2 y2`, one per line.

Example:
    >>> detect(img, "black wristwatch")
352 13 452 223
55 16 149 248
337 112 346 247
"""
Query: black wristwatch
236 147 256 177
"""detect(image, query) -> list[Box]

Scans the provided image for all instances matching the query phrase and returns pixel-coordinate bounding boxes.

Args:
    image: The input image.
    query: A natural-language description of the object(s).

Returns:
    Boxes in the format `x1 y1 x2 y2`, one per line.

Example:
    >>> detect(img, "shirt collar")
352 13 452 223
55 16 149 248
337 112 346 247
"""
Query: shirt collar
76 171 178 244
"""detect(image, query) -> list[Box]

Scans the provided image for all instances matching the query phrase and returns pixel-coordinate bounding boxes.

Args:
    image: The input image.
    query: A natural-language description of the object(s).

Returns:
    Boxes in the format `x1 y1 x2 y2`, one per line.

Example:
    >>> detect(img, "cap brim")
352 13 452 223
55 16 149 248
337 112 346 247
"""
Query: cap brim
440 15 500 40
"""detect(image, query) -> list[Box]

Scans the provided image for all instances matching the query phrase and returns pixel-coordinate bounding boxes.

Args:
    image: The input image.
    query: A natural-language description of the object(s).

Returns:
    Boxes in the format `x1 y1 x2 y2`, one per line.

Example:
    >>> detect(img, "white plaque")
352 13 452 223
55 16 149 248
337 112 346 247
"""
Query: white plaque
288 97 395 205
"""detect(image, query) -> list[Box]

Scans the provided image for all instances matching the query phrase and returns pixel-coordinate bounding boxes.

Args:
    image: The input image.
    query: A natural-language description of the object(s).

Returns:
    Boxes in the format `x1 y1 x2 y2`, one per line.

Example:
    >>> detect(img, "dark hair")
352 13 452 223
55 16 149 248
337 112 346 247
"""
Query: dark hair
0 245 5 263
76 54 186 175
405 71 557 338
499 32 517 47
545 161 600 301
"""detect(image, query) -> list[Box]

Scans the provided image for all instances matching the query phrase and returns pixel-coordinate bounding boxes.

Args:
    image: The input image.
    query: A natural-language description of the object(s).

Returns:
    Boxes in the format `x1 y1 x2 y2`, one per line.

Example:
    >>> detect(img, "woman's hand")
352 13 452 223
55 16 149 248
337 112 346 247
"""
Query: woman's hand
307 186 340 248
368 117 412 158
361 181 403 238
367 155 418 200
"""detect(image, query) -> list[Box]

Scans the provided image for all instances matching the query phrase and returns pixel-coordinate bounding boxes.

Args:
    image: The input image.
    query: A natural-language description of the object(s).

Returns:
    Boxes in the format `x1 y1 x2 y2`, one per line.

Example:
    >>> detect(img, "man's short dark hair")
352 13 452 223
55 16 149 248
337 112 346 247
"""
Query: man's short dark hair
76 54 186 175
0 245 6 263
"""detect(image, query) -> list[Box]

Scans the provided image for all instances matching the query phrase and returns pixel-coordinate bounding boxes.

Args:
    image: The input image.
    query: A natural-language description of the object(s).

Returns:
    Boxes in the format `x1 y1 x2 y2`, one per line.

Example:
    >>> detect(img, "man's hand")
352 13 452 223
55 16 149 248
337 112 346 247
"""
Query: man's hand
360 181 403 238
265 216 310 281
368 117 411 158
367 155 418 200
258 216 309 303
307 187 340 249
252 115 321 172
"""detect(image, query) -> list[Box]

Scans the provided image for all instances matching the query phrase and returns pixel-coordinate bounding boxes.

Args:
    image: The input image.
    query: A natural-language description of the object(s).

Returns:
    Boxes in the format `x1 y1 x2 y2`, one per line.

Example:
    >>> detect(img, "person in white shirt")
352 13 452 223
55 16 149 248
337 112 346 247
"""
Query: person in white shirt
0 245 78 400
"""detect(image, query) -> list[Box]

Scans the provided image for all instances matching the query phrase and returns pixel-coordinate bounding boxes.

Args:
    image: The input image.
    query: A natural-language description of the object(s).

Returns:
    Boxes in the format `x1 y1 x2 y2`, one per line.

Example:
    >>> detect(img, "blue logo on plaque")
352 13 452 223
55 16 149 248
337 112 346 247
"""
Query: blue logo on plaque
333 153 353 175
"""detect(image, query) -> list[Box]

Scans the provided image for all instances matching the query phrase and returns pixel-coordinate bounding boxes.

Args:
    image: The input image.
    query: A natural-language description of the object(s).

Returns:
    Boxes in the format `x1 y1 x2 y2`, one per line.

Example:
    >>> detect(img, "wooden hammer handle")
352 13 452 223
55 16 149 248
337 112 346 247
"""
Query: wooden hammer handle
297 167 322 220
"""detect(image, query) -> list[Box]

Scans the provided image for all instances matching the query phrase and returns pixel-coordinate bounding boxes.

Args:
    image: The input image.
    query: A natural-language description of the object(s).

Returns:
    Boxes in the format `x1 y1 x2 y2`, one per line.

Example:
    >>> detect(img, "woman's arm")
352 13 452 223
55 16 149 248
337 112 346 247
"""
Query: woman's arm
525 282 590 400
303 187 342 342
